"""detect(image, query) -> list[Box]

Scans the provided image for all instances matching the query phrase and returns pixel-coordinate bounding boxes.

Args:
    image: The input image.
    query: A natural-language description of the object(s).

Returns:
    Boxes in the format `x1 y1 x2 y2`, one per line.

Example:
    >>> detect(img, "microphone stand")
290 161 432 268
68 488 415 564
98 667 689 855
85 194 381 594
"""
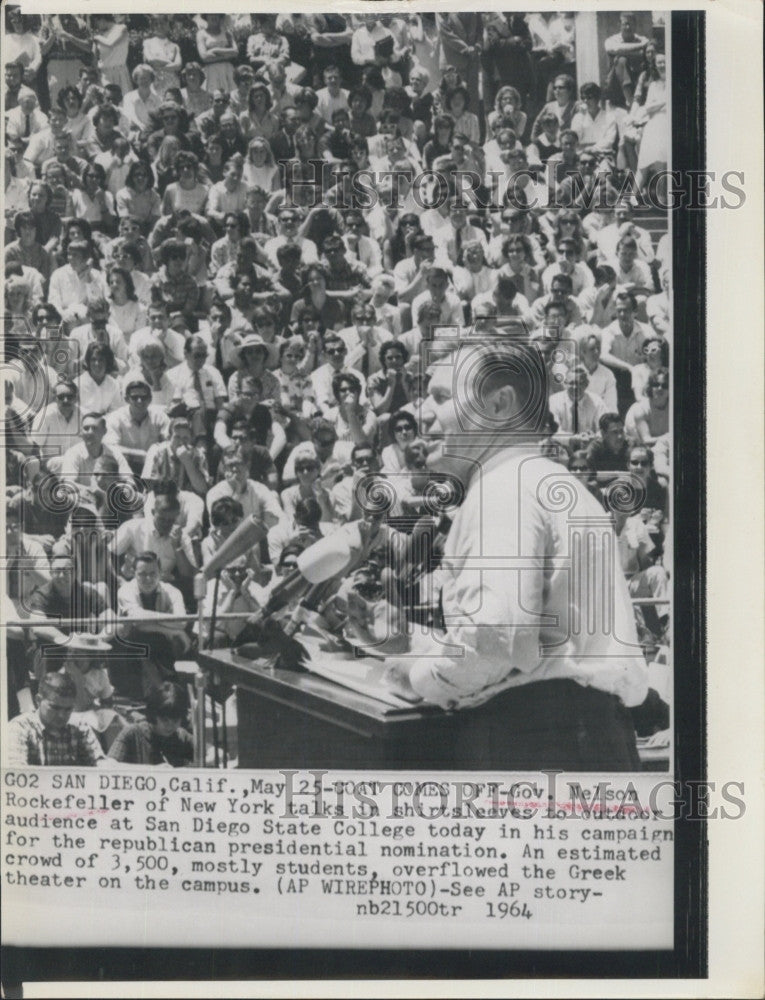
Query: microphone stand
208 571 221 768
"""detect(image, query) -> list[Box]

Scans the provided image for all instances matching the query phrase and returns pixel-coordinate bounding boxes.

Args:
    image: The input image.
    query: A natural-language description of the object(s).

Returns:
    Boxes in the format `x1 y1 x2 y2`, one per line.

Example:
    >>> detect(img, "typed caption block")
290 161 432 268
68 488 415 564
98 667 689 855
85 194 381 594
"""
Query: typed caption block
2 769 674 950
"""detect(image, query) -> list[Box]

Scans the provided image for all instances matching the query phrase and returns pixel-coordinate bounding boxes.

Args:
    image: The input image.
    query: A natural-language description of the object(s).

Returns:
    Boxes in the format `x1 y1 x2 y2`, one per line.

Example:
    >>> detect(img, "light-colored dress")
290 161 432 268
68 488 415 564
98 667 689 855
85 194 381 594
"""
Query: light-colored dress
196 29 235 92
636 80 667 170
142 36 182 94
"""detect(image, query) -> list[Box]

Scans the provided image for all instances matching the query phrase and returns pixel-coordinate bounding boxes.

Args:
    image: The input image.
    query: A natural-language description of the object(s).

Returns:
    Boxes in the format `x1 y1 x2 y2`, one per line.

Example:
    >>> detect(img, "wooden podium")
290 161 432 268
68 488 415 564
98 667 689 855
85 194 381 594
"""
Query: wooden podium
197 646 459 770
197 640 664 772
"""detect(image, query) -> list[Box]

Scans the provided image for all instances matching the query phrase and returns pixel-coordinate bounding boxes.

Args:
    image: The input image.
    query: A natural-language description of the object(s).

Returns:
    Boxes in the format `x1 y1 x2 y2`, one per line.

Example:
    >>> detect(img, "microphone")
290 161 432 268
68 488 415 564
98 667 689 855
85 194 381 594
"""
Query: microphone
203 513 268 579
250 522 364 630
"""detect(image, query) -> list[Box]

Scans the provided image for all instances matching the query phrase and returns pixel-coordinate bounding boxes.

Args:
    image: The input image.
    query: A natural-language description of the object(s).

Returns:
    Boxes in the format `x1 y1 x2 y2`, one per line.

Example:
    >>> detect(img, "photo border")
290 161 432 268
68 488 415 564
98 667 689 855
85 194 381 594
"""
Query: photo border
0 6 709 993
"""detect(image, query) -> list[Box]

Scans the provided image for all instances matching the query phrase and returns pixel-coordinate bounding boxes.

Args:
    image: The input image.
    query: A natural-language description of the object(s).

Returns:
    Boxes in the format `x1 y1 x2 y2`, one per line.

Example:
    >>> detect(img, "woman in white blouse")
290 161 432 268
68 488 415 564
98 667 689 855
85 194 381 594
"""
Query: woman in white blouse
242 138 280 193
107 267 147 344
75 342 123 415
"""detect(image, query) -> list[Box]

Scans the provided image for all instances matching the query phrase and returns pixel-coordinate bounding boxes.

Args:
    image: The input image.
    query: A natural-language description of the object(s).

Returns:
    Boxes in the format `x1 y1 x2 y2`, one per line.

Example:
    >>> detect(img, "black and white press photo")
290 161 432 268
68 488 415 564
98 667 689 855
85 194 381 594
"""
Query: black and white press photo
3 3 758 996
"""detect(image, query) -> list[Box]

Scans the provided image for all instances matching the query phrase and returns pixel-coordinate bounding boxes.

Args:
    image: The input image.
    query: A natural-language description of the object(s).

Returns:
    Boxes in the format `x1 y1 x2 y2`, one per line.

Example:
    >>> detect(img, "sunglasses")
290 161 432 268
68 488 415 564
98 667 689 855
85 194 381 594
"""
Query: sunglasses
56 394 75 401
394 425 413 433
295 464 317 473
325 347 346 356
129 394 150 402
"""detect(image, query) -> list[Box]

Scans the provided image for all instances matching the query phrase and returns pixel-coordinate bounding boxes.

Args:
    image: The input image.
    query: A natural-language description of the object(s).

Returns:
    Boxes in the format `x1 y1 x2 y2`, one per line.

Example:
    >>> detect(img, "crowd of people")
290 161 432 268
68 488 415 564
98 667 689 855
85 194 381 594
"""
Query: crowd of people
4 10 671 768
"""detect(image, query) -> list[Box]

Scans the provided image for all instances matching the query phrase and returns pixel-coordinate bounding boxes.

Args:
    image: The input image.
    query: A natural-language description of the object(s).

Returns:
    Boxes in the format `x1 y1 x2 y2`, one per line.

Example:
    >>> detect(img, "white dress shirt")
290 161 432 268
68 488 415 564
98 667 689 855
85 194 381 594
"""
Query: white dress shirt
403 449 648 710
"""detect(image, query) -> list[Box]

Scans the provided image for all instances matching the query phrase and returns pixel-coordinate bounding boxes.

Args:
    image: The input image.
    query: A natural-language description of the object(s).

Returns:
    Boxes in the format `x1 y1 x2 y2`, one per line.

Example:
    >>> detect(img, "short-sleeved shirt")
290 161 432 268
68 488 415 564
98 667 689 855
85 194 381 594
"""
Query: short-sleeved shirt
6 711 105 767
601 320 650 367
114 518 196 581
205 478 284 528
28 579 107 628
105 405 170 453
167 362 227 412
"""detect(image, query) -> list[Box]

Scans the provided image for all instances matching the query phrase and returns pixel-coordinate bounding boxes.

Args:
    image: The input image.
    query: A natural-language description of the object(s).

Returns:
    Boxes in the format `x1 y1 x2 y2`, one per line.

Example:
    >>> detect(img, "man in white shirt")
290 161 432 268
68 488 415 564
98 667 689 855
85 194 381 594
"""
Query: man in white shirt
570 82 618 161
114 487 196 585
310 335 369 416
393 234 436 306
105 378 170 473
337 303 389 378
6 87 48 146
574 327 619 413
549 363 607 442
410 267 465 328
600 290 651 377
342 209 382 278
346 342 648 769
115 550 190 693
121 65 161 133
433 196 487 267
350 17 393 66
206 448 285 531
48 241 108 325
609 235 654 290
166 336 227 441
128 301 186 370
541 237 596 297
58 412 132 487
31 379 83 469
23 106 69 172
595 201 655 264
264 208 319 269
316 65 349 124
604 12 649 108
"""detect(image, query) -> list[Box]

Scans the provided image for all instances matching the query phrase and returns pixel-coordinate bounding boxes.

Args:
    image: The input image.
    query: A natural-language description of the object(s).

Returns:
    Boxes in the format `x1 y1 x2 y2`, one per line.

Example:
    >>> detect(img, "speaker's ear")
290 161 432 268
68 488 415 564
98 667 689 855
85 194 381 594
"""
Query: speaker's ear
492 383 517 417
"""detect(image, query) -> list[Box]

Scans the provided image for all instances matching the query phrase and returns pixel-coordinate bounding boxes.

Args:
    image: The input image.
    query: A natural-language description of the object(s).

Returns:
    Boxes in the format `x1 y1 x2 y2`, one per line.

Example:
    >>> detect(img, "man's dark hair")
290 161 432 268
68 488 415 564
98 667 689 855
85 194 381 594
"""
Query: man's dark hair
550 274 574 293
152 480 180 501
599 412 624 434
145 682 187 723
294 497 322 528
135 551 160 567
210 496 244 527
580 82 602 101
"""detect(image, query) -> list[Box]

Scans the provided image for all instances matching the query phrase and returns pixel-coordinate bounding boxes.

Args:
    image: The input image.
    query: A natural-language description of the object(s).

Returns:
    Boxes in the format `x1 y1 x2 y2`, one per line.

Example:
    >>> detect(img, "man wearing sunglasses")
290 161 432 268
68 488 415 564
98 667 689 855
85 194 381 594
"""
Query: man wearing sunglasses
30 379 82 471
104 378 170 475
310 334 369 417
167 335 227 444
541 236 595 297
